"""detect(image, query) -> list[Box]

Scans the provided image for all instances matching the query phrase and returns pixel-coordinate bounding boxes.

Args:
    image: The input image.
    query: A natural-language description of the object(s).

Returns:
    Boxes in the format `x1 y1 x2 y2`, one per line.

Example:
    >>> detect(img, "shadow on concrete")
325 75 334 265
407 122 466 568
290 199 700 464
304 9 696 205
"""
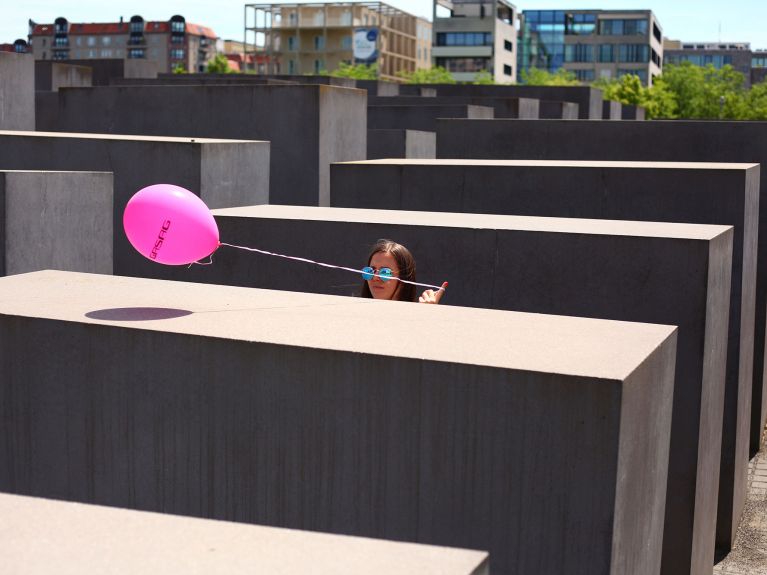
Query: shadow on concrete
85 307 194 321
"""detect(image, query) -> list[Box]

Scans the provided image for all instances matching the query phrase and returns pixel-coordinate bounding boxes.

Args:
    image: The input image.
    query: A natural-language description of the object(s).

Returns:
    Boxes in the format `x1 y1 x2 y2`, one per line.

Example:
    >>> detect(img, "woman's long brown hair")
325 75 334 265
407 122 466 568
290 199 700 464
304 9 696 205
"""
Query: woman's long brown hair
359 239 417 302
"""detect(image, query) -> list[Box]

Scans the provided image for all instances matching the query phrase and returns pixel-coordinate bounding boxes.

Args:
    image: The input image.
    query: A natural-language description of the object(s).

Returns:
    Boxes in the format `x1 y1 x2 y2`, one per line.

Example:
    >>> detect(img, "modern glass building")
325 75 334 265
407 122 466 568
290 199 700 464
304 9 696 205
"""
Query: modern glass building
664 40 755 87
517 9 662 86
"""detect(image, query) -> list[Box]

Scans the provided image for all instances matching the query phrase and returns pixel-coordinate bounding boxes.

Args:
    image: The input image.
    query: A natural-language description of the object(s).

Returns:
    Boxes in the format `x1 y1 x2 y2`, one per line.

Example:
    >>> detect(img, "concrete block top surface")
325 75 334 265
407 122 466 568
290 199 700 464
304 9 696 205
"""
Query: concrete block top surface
0 493 488 575
0 270 675 380
212 204 732 241
0 129 266 145
339 158 759 171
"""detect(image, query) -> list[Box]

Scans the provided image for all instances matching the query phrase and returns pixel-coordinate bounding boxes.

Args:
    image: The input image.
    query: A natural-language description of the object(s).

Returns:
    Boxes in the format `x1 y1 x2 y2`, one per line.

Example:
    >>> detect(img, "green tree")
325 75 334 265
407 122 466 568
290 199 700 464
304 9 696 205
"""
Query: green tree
659 62 747 119
472 70 496 85
328 62 378 79
744 80 767 120
398 65 456 84
172 63 187 74
206 54 233 74
519 67 579 86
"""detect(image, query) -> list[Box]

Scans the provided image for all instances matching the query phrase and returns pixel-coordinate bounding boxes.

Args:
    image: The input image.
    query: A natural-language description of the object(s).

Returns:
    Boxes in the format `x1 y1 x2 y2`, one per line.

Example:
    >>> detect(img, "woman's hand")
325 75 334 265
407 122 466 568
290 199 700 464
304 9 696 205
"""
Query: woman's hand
419 282 448 304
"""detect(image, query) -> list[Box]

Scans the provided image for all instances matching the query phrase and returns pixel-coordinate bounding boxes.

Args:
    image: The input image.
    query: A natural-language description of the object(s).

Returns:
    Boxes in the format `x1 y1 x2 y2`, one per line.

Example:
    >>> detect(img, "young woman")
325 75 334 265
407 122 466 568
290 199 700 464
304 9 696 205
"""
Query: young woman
360 239 447 304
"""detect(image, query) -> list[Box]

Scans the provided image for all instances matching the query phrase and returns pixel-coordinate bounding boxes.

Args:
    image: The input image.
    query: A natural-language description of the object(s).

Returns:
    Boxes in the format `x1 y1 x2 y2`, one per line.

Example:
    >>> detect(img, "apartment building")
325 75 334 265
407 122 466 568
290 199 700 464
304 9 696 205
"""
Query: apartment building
0 40 28 53
245 2 430 81
432 0 517 83
28 15 218 73
518 9 663 86
664 40 757 87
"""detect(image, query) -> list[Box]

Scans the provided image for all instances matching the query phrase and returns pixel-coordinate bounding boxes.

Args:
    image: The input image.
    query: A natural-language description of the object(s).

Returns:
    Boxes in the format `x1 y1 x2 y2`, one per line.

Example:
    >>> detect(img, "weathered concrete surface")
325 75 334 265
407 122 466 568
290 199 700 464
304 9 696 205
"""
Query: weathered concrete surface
356 79 400 96
0 270 678 575
0 170 112 276
0 130 269 279
0 52 34 130
330 159 758 575
622 104 646 120
368 96 540 119
37 84 365 207
435 120 767 551
0 493 489 575
63 58 158 85
34 61 92 91
150 205 731 575
367 130 436 159
603 100 622 120
398 84 602 119
367 104 493 132
539 100 579 119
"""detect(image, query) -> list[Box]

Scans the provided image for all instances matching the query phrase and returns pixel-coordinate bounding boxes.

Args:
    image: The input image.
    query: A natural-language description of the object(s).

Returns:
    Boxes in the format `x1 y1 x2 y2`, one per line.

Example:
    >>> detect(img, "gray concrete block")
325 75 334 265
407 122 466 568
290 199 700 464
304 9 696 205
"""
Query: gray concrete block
539 100 579 119
148 205 731 575
355 79 400 95
398 84 602 119
621 104 646 120
0 493 489 575
603 100 622 120
367 129 436 159
369 95 539 119
0 130 269 279
37 84 366 207
0 270 678 575
110 77 295 86
0 52 34 130
368 105 493 132
330 159 756 575
0 170 112 276
34 62 92 91
435 119 767 550
64 58 158 85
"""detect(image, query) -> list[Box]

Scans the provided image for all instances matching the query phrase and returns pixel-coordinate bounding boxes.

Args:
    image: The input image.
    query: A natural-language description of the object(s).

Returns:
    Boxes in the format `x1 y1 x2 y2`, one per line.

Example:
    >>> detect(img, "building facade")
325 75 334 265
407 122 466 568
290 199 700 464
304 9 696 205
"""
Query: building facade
431 0 517 83
28 15 218 73
0 39 29 53
665 40 762 88
244 2 430 81
517 9 662 86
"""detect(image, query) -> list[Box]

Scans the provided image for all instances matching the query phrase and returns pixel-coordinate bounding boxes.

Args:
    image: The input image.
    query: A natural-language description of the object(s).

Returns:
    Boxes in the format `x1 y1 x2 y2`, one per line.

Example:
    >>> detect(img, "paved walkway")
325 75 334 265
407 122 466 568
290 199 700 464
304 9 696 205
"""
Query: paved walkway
713 427 767 575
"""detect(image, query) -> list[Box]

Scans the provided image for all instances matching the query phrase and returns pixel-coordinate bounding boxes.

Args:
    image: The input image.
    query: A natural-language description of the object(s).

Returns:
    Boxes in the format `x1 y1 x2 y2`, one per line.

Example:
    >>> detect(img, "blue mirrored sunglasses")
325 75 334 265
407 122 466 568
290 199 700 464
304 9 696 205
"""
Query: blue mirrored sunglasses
362 266 394 282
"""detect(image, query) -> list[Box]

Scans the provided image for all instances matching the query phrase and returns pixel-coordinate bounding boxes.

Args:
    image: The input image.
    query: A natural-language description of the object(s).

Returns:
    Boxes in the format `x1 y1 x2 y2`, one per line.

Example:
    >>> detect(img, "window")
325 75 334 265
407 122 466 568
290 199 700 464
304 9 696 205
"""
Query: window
564 44 593 62
436 32 492 47
130 21 143 33
504 39 512 52
503 64 512 76
341 35 352 49
314 35 324 50
288 59 296 74
170 49 185 60
288 36 296 50
565 13 596 35
598 44 614 62
435 57 490 73
618 44 649 63
573 69 595 81
599 19 648 36
753 56 767 68
87 37 96 46
171 35 184 44
128 48 145 58
171 20 185 33
102 36 111 46
101 49 112 57
314 59 324 73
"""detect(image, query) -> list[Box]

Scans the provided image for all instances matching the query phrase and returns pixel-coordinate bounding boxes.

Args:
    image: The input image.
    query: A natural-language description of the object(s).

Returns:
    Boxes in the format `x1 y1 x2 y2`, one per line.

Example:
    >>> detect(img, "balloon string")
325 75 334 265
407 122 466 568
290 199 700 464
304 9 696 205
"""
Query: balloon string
215 241 446 291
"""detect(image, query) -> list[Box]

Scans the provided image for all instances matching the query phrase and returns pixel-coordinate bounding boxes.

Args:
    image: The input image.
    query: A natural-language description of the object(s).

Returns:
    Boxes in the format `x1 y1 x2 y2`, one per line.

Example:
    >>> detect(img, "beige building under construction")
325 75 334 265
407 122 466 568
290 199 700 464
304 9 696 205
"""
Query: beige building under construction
244 2 431 81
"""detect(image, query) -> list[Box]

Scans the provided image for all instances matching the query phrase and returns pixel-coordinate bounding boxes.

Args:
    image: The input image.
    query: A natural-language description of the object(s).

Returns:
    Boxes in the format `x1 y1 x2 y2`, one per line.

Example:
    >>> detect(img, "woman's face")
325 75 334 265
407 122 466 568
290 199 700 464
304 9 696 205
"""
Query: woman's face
367 251 400 300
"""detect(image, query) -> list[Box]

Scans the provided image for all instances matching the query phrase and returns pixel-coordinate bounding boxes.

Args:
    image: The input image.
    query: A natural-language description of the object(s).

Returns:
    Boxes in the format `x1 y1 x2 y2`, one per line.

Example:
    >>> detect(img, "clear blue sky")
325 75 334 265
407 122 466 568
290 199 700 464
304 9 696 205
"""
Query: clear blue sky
3 1 766 50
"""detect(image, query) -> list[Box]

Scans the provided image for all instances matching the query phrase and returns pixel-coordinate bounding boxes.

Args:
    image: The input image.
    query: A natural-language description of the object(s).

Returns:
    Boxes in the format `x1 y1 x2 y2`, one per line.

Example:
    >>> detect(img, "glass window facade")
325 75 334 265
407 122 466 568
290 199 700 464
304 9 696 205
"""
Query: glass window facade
753 56 767 68
598 44 614 62
573 69 595 81
564 44 593 63
565 13 596 35
667 53 733 68
518 10 566 77
618 44 649 63
599 19 648 36
435 57 491 73
436 32 493 47
617 68 648 83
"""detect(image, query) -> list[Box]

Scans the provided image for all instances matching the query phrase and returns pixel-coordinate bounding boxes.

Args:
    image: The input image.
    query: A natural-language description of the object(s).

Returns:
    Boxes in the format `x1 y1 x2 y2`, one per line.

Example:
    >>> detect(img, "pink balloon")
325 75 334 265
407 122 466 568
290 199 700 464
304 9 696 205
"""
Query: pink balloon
123 184 220 265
